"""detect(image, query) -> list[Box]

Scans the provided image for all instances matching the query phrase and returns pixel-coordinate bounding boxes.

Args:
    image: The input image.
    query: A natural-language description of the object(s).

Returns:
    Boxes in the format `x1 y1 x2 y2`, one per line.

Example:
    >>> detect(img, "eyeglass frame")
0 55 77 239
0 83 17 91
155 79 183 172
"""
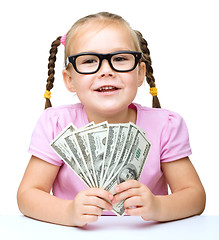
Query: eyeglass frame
65 50 142 74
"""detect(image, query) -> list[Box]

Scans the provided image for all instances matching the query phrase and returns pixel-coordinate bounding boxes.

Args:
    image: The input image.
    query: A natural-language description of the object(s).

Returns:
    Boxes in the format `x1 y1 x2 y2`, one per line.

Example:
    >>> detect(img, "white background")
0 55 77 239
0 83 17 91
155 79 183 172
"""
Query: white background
0 0 218 215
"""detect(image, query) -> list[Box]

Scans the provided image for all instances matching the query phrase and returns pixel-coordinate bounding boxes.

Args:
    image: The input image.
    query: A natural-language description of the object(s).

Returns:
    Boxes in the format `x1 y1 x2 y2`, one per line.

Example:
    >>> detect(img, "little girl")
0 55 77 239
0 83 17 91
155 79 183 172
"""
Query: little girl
17 12 206 227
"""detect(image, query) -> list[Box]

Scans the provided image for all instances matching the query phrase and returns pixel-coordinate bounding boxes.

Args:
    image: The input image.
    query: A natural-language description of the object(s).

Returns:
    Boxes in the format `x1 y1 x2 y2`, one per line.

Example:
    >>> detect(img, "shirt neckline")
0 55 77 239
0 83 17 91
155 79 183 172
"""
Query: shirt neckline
81 102 141 125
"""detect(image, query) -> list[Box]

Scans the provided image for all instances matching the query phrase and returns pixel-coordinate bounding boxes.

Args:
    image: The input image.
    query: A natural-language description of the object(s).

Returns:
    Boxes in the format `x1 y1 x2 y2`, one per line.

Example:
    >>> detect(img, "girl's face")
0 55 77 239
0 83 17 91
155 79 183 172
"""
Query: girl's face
63 23 145 122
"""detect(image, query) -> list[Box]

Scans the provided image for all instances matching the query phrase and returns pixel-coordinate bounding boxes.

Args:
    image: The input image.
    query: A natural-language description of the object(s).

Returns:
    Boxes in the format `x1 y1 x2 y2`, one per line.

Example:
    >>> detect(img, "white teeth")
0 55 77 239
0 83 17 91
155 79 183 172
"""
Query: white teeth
98 86 115 91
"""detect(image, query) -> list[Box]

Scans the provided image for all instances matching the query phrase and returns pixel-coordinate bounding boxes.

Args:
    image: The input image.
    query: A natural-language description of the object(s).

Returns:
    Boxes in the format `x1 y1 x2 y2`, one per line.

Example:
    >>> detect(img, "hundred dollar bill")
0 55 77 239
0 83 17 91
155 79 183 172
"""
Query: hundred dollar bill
73 122 108 187
99 124 120 188
103 123 138 188
87 128 108 188
64 133 94 187
101 124 129 188
105 128 151 216
50 124 92 188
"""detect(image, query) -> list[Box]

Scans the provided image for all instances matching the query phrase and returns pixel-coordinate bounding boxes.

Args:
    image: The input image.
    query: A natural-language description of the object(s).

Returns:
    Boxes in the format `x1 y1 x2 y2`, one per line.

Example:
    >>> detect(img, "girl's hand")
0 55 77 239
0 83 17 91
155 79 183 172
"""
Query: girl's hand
112 180 159 221
68 188 113 227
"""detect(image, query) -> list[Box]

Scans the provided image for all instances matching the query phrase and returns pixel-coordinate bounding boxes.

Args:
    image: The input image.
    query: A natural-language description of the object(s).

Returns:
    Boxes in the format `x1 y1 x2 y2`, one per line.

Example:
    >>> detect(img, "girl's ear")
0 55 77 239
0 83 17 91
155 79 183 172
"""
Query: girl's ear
62 69 76 92
137 62 146 87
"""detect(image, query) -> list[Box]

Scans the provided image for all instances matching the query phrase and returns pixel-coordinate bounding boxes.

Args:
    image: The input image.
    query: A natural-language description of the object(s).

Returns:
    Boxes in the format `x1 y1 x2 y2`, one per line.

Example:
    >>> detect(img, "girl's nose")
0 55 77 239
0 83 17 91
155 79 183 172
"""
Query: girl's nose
98 59 115 77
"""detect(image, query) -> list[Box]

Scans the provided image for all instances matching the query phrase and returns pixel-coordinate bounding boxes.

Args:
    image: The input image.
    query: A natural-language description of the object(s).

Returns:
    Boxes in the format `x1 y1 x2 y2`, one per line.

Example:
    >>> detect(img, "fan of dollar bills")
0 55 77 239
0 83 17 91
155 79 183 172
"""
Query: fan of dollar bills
50 121 151 216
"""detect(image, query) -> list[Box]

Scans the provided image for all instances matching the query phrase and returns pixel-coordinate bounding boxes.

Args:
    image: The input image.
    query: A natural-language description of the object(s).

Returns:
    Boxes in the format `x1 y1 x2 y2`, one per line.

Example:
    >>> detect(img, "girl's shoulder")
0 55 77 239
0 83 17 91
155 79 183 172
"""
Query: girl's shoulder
132 103 192 162
43 103 84 115
132 103 188 134
133 102 183 121
39 103 89 129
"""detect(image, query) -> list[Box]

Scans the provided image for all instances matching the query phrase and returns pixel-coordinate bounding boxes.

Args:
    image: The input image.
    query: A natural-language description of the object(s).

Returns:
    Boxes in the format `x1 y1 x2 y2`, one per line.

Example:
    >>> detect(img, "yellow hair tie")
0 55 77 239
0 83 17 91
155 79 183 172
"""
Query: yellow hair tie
150 87 158 97
44 90 51 99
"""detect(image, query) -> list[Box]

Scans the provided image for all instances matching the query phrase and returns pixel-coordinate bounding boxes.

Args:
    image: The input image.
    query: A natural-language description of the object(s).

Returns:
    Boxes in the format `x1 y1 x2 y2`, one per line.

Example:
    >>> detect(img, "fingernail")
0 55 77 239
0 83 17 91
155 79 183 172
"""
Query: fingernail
115 187 119 192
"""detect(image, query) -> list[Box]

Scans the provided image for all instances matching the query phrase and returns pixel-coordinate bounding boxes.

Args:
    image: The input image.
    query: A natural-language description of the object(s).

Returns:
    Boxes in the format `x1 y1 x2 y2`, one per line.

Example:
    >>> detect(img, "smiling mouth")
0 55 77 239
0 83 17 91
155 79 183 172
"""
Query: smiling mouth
95 86 119 92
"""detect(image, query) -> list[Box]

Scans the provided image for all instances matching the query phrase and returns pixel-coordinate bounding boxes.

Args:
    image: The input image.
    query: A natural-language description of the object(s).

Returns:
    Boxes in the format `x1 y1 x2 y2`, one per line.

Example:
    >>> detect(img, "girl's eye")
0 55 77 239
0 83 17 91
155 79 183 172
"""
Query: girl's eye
82 59 98 64
113 56 128 62
76 55 99 66
79 55 99 65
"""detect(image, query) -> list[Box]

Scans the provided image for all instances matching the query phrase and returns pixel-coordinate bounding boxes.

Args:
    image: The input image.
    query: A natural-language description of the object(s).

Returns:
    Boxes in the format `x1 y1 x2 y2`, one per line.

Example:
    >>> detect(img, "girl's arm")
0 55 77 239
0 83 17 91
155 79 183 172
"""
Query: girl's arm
17 156 113 227
157 157 206 221
113 157 206 221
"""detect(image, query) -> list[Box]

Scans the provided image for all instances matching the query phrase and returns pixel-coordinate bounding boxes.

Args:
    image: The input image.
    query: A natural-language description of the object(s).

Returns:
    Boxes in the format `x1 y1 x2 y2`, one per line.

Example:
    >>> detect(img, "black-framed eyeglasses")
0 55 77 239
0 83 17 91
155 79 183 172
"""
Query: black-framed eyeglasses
65 51 142 74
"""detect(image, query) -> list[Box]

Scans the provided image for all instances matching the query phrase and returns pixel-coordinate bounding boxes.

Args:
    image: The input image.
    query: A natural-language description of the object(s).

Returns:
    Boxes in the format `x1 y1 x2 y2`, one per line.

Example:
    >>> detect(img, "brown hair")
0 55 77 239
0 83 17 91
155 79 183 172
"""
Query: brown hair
44 12 161 109
135 30 161 108
45 36 62 109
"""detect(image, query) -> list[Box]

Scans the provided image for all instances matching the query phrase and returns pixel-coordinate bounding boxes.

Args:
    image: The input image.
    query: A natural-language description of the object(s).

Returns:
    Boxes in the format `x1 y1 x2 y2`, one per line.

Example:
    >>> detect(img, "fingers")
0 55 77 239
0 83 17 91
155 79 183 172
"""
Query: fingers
80 215 98 225
86 188 114 202
84 188 113 210
113 180 144 204
72 188 114 226
112 180 158 219
115 179 141 193
84 195 112 211
82 205 103 216
113 188 139 204
125 206 142 216
123 196 142 209
79 188 113 211
112 180 154 218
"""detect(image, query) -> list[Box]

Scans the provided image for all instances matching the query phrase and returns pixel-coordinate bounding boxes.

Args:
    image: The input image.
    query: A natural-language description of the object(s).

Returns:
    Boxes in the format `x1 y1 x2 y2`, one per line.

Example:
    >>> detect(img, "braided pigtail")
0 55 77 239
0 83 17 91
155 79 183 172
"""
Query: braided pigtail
44 36 62 109
135 30 161 108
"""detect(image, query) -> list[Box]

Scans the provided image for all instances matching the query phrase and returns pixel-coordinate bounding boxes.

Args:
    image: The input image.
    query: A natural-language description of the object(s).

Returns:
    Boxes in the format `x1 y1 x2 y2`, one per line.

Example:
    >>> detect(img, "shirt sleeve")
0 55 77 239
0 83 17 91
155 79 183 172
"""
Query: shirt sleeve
160 111 192 162
28 109 63 166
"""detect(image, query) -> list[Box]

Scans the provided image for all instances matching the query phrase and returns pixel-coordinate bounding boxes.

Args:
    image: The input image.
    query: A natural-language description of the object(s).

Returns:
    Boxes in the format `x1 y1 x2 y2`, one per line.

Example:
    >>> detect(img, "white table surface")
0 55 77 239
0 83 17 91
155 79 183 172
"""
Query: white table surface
0 215 218 240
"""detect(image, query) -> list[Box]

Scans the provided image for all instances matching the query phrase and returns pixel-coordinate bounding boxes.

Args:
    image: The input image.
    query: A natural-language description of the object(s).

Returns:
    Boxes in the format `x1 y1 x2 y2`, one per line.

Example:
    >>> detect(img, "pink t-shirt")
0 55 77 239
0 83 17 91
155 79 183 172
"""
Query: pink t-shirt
28 103 192 215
